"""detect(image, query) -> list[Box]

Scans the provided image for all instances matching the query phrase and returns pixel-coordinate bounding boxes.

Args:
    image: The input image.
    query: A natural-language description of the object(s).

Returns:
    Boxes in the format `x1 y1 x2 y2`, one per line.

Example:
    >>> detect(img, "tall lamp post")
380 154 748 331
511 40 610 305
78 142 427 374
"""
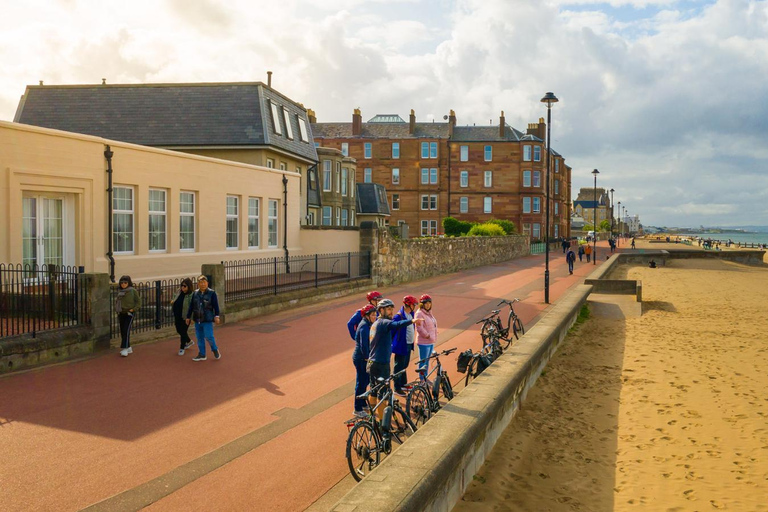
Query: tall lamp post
541 92 558 304
617 201 621 244
610 188 615 242
592 169 599 265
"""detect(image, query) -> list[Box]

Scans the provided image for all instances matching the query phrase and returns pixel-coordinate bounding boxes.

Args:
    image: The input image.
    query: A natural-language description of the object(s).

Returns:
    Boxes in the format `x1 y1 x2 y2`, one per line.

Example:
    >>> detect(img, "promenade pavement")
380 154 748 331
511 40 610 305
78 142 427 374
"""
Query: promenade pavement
0 242 613 512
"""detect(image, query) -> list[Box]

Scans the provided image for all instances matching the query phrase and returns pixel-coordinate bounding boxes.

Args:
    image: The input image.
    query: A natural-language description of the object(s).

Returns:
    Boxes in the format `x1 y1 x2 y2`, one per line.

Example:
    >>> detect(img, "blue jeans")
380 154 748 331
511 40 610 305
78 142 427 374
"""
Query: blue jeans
353 358 370 412
194 321 218 356
418 344 434 380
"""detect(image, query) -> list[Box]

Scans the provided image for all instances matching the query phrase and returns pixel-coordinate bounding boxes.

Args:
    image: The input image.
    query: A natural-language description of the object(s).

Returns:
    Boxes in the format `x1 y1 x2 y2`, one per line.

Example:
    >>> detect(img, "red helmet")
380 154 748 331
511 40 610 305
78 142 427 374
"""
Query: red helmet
366 290 383 302
360 304 377 316
403 295 419 307
419 294 432 303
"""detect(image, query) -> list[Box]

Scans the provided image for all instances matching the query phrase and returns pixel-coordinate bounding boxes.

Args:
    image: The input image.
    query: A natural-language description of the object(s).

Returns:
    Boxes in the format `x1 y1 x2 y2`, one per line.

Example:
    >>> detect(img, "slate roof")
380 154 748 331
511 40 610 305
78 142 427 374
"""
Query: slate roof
14 82 318 162
451 125 525 142
356 183 391 216
574 200 600 209
313 122 450 139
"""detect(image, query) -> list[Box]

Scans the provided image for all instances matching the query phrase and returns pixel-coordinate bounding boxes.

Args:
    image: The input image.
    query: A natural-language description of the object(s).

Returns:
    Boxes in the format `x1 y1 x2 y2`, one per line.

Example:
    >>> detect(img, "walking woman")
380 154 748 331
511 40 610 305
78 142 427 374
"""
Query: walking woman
115 275 141 357
414 294 438 380
172 278 195 355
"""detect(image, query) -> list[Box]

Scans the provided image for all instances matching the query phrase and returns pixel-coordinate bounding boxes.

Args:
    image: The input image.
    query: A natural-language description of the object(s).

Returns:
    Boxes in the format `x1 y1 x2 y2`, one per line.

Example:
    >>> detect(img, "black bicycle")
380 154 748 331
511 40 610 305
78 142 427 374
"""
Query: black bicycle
404 347 457 427
478 298 524 349
457 348 494 387
345 369 418 481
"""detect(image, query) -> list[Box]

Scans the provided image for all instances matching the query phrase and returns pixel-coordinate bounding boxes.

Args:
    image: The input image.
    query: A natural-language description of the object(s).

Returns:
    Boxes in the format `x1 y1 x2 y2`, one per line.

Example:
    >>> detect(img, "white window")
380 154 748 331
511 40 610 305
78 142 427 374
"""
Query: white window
523 197 531 213
523 170 531 187
341 143 349 157
533 223 541 239
554 179 559 194
297 117 309 142
460 171 468 187
322 206 332 226
148 189 166 252
554 225 559 238
484 171 493 188
282 107 294 139
533 171 541 188
430 168 438 184
430 195 437 210
392 168 400 185
430 142 437 158
421 195 429 210
392 193 400 210
555 202 559 215
523 223 531 236
523 145 532 161
268 199 278 247
484 197 492 214
533 197 541 213
534 146 541 162
364 168 372 183
421 195 437 210
460 196 468 213
342 168 348 196
484 145 492 161
113 186 134 253
279 162 287 170
421 168 429 184
364 143 372 159
248 197 260 248
179 191 195 251
421 142 429 159
341 209 349 226
266 158 274 168
460 145 468 162
421 220 438 236
323 160 332 191
555 159 559 173
392 143 400 159
336 207 340 226
226 196 239 249
270 101 282 135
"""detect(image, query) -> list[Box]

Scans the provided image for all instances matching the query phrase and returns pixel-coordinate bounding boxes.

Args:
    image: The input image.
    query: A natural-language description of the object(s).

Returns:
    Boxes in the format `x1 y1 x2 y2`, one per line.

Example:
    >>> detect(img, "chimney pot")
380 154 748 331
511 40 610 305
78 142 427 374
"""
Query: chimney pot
448 109 456 138
102 78 106 85
352 108 362 136
39 80 43 86
499 110 506 138
307 108 317 124
267 71 272 88
409 109 416 134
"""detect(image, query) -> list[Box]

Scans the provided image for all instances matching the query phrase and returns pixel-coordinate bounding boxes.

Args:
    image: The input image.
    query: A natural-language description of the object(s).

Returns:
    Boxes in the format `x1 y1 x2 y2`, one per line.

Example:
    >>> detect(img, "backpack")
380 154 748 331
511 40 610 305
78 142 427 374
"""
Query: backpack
456 349 472 373
475 353 493 374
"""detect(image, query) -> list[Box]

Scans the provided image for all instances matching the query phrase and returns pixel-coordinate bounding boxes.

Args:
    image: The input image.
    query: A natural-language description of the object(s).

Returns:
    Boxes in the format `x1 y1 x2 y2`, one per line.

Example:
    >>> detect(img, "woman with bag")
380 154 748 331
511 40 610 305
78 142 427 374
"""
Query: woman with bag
171 278 195 355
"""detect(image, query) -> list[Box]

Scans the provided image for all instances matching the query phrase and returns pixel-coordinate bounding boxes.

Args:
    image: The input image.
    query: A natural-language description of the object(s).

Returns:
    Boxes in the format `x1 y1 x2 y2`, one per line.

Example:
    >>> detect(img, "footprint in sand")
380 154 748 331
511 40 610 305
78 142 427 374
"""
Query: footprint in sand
683 489 695 500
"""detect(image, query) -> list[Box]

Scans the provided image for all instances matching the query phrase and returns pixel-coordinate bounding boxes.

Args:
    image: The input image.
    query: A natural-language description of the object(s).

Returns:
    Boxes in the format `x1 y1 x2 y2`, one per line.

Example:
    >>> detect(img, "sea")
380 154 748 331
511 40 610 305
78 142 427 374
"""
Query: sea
677 232 768 246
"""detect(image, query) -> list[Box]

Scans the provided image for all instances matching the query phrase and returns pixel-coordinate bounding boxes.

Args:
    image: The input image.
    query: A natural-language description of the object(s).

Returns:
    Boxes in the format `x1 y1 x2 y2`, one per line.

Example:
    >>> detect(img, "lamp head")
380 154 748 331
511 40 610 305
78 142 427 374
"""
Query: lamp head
610 188 615 193
592 168 599 176
540 92 559 106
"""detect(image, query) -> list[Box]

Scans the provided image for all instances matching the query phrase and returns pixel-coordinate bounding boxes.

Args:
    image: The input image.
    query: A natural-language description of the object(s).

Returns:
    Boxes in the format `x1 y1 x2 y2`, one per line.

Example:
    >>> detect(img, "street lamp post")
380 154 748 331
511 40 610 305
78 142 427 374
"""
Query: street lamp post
592 169 599 265
610 188 615 243
617 201 621 244
541 92 558 304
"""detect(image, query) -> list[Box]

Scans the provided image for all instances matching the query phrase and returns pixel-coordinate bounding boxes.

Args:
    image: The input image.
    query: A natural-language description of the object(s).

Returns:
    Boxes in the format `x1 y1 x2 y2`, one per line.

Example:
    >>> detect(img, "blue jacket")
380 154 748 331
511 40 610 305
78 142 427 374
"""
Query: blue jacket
347 309 363 341
391 307 415 355
369 317 413 364
186 288 220 323
353 317 372 362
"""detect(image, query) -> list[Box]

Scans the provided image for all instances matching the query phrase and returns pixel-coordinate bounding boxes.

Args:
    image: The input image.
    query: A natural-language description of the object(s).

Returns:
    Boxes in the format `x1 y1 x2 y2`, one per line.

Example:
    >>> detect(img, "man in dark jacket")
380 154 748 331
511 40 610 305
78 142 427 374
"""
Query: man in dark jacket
392 295 419 396
352 304 377 417
368 299 422 396
186 275 221 361
347 290 382 340
566 248 576 274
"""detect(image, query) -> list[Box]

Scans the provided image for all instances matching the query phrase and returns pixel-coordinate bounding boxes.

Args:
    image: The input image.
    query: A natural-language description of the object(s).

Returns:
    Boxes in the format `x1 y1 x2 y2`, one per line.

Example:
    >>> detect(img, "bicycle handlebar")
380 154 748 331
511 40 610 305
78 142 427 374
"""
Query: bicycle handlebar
497 298 521 306
413 347 457 366
356 368 406 399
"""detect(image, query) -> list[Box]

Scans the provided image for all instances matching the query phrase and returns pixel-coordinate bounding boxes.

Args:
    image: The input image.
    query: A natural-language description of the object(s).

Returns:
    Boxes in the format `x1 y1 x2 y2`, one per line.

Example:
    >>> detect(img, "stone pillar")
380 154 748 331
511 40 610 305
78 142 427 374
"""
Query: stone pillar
359 221 379 284
201 263 226 319
80 273 111 349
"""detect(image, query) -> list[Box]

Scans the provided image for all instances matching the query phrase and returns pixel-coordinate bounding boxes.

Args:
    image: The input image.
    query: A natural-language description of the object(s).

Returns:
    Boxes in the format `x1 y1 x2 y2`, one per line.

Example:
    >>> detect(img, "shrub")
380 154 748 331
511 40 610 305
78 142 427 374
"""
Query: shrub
486 218 516 235
467 223 506 237
443 217 475 236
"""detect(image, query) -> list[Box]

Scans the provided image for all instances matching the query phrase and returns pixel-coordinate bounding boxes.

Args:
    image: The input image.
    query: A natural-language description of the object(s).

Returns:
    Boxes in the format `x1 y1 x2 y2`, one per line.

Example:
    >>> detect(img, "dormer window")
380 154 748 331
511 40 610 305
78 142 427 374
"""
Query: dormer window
282 107 294 139
270 101 282 135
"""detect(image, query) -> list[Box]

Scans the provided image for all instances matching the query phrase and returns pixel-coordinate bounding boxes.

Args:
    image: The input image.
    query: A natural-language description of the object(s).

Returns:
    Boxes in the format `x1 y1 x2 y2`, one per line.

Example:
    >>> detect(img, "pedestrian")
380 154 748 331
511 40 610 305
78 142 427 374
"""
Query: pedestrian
171 278 195 355
352 304 377 418
562 238 568 253
392 295 419 396
414 294 437 382
631 237 636 249
347 290 382 340
115 275 141 357
367 299 421 396
186 275 221 361
566 248 576 274
585 243 592 263
578 244 585 262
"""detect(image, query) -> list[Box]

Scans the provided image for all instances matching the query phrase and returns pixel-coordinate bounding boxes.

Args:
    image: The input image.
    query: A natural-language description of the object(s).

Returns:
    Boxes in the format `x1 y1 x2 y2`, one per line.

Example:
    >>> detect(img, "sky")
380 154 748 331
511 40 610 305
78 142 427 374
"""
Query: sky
1 0 767 228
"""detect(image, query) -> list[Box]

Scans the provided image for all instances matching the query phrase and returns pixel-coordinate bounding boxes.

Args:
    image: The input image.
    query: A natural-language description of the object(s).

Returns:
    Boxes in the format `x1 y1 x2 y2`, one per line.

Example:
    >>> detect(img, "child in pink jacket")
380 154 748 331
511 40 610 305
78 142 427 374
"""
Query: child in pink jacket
414 294 438 379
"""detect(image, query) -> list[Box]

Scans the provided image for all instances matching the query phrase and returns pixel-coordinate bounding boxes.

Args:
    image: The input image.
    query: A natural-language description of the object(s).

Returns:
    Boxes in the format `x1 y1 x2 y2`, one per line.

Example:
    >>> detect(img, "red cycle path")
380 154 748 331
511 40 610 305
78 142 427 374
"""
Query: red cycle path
0 244 610 512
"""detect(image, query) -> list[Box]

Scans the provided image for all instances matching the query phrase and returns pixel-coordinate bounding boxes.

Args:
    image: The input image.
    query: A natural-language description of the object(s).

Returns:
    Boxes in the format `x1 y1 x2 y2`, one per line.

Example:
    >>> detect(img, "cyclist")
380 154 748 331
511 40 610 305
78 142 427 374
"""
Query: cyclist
368 299 422 396
352 304 377 418
414 294 437 380
347 290 382 340
392 295 419 396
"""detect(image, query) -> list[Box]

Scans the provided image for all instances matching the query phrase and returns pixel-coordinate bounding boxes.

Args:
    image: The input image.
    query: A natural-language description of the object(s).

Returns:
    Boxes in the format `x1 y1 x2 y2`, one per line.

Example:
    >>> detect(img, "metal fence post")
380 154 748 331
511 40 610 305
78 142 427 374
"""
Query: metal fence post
274 257 278 295
347 252 352 281
315 254 319 288
155 280 162 329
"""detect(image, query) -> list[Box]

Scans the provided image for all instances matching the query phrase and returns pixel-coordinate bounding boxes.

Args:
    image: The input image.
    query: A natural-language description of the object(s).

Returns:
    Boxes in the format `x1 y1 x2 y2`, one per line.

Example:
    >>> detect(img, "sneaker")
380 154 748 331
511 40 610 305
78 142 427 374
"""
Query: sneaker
213 349 221 360
394 389 406 398
126 347 133 354
353 410 367 418
192 353 207 362
184 341 194 350
120 349 129 357
178 349 185 356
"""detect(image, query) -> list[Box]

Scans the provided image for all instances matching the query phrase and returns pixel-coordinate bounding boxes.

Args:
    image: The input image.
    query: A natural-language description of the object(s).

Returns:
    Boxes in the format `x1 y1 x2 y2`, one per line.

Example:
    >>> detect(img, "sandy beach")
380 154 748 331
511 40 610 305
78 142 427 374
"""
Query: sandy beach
455 250 768 511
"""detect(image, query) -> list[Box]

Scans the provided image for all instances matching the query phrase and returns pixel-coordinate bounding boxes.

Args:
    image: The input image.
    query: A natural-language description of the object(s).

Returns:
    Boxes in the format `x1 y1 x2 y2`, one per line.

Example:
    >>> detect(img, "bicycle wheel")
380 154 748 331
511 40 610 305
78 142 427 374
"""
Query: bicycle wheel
480 320 497 343
346 420 380 482
465 357 477 387
390 403 417 445
440 372 454 401
405 385 431 428
512 317 525 340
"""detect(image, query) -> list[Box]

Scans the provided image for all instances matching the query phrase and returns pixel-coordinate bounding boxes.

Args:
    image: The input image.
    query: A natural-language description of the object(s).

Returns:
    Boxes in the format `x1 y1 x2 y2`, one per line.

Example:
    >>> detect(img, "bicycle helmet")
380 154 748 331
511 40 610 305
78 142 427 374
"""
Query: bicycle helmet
366 290 383 302
377 298 395 309
360 304 377 316
419 294 432 303
403 295 419 307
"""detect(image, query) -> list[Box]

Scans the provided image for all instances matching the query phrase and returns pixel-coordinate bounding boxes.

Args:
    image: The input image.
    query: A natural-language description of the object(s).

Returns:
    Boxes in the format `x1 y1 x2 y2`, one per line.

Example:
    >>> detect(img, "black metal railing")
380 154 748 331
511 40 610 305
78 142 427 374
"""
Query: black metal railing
0 263 88 339
223 251 371 302
110 277 193 339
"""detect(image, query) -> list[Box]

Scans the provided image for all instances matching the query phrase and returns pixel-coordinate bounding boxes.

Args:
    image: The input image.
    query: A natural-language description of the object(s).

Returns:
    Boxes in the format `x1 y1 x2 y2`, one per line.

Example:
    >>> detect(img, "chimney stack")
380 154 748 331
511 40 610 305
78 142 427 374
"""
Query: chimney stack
409 109 416 134
448 109 456 138
307 108 316 124
102 78 107 85
527 117 546 140
499 110 505 137
352 108 362 136
267 71 272 88
39 80 43 86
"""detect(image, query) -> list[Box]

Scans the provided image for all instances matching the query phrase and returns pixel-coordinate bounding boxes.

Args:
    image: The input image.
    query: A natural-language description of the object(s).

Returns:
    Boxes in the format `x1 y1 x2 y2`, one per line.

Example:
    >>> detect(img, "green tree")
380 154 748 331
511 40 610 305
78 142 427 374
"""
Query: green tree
599 220 611 232
486 218 516 235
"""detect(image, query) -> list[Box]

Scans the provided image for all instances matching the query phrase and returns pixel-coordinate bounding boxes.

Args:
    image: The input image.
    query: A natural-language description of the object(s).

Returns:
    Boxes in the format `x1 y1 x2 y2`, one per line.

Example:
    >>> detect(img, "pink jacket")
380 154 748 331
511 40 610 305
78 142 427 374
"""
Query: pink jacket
415 308 437 345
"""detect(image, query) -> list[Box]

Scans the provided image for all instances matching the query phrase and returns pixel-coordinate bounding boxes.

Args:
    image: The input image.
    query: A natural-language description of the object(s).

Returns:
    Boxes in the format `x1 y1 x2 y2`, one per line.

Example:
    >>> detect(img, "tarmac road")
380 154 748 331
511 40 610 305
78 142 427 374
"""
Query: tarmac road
0 243 610 512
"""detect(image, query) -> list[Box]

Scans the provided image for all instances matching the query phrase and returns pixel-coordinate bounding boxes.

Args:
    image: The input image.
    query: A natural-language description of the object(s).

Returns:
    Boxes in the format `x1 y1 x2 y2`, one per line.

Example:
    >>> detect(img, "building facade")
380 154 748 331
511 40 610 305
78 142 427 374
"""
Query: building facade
573 187 611 228
314 147 357 227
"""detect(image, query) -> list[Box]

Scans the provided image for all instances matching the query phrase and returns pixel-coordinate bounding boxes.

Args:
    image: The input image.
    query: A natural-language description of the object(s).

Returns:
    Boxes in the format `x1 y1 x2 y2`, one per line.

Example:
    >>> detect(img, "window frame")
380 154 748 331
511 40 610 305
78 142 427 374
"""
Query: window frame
270 101 282 135
341 209 349 226
430 195 437 210
112 185 134 254
323 160 332 191
460 145 468 162
179 191 195 252
484 170 492 188
533 197 541 213
322 206 332 226
391 168 400 185
364 168 372 183
523 145 532 162
430 142 437 158
226 195 239 250
460 196 468 213
268 199 279 248
364 143 372 159
341 142 349 157
421 195 429 210
430 168 438 185
297 116 309 142
533 223 541 239
248 197 260 249
523 170 532 187
392 143 400 159
421 142 429 159
484 145 492 162
342 167 348 196
392 193 400 210
148 188 167 253
421 168 429 185
460 171 468 188
523 197 531 214
534 146 541 162
483 196 492 214
533 170 541 188
282 107 294 139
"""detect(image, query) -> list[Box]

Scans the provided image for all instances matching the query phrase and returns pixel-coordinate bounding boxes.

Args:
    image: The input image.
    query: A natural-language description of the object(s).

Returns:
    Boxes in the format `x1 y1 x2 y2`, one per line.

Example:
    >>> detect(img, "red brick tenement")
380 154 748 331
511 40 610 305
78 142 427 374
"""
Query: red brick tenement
311 109 571 240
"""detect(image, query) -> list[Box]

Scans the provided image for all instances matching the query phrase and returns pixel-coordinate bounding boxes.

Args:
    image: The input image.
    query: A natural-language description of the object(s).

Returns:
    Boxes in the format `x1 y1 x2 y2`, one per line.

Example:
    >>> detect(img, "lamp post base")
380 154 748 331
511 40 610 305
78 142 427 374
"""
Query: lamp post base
544 269 550 304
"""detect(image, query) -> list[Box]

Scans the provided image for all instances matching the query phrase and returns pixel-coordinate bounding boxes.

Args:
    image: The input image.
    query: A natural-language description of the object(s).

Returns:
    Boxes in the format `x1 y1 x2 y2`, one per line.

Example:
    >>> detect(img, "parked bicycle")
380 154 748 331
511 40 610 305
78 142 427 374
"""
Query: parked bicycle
404 347 457 427
345 369 417 481
478 298 525 349
457 348 494 387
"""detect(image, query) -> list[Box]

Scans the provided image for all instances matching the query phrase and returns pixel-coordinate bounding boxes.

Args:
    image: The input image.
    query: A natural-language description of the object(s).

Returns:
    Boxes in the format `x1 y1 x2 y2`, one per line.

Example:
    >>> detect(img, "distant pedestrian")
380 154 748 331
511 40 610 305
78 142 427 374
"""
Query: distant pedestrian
610 238 616 253
414 294 437 381
347 291 382 340
115 275 141 357
585 243 592 263
171 278 195 356
186 275 221 361
352 304 377 418
392 295 419 396
631 237 636 249
566 249 576 274
562 239 569 253
578 244 585 262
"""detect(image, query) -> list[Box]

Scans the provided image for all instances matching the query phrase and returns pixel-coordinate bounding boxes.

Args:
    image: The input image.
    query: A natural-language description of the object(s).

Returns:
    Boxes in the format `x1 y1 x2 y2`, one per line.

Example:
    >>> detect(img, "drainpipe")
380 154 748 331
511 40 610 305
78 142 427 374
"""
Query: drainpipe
447 140 452 218
282 174 290 273
104 145 116 283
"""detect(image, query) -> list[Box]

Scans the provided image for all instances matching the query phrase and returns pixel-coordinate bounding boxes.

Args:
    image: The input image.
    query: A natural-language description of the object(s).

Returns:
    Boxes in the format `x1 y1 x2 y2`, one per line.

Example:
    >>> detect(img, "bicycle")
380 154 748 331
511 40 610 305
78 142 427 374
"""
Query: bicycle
345 369 418 481
478 298 525 349
457 348 494 387
404 347 457 427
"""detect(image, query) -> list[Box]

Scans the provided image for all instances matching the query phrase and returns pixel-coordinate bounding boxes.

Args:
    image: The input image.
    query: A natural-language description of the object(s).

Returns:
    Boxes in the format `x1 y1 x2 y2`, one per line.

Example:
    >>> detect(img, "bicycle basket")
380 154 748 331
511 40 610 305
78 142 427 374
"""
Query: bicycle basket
476 353 493 374
456 349 472 373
